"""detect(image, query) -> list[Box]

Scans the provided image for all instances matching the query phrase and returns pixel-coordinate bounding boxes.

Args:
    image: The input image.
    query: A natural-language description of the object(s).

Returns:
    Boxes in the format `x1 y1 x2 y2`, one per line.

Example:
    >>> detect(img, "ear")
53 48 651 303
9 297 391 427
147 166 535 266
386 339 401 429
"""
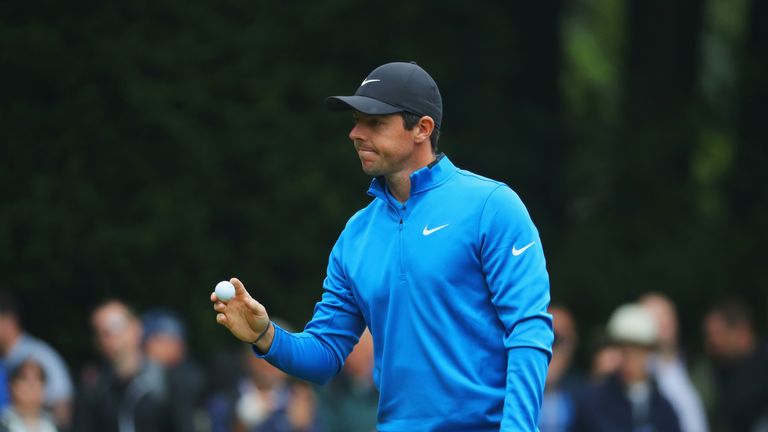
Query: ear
414 116 435 144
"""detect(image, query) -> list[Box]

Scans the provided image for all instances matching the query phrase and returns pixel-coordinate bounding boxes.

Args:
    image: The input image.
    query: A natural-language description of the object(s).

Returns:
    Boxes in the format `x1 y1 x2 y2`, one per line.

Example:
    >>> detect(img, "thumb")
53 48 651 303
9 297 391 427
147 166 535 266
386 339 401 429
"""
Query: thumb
230 277 250 298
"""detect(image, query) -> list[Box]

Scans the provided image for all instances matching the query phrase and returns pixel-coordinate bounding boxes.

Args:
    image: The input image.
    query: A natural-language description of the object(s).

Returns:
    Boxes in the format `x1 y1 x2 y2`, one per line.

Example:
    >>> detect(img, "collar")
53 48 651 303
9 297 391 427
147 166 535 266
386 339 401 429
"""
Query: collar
367 153 456 200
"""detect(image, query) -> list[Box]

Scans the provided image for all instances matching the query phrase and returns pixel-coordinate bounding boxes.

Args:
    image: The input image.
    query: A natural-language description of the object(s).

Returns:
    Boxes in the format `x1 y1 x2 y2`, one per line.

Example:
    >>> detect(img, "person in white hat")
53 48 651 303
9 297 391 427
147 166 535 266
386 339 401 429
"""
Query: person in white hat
572 303 682 432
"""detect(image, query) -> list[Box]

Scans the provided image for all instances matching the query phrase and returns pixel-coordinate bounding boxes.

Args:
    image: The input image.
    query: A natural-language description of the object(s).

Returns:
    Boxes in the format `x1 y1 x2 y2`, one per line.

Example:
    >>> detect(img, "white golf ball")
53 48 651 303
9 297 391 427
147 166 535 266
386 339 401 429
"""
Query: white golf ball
215 280 236 302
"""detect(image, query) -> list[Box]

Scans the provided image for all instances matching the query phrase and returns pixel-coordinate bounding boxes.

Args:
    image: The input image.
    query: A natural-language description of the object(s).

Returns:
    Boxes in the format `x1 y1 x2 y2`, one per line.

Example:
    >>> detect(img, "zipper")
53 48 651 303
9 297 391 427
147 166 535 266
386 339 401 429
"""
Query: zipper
399 203 406 279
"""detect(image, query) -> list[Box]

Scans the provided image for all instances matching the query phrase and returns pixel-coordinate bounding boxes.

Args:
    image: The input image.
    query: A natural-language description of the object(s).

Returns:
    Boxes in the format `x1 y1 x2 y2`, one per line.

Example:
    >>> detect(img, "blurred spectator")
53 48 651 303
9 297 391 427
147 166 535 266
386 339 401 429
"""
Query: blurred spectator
208 319 323 432
696 298 768 432
573 303 681 432
0 365 8 409
73 299 175 432
0 358 58 432
538 305 582 432
235 354 321 432
640 293 709 432
588 335 622 382
142 308 206 432
0 291 73 429
205 346 246 432
318 328 377 432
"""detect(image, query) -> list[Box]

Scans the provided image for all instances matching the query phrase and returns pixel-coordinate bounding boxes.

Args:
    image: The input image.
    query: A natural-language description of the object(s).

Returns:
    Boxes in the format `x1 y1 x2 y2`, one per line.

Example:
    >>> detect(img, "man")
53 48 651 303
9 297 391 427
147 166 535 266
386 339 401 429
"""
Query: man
573 303 680 432
319 329 378 432
699 299 768 432
539 305 581 432
211 62 553 431
141 309 206 432
0 291 73 429
74 300 175 432
639 293 708 432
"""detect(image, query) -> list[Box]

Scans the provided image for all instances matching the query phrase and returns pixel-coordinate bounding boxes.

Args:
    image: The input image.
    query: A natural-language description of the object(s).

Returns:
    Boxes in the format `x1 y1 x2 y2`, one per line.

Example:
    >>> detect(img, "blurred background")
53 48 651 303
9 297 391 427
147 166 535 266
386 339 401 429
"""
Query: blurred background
1 0 766 430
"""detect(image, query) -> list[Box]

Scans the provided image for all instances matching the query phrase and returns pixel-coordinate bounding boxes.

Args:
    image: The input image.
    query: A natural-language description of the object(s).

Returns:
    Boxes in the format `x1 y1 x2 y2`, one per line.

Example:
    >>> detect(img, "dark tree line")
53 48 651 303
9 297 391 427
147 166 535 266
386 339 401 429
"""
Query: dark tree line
1 0 765 367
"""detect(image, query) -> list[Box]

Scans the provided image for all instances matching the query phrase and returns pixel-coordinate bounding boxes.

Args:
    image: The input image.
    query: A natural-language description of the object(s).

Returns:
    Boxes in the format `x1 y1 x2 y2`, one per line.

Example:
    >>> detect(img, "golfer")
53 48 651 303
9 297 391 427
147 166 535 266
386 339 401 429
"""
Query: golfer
212 61 553 431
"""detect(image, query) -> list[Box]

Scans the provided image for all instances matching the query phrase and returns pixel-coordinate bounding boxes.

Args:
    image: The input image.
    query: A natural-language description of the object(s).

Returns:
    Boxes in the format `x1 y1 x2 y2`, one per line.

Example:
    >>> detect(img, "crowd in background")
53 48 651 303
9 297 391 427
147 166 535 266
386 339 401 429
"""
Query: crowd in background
542 294 768 432
0 293 377 432
0 289 766 432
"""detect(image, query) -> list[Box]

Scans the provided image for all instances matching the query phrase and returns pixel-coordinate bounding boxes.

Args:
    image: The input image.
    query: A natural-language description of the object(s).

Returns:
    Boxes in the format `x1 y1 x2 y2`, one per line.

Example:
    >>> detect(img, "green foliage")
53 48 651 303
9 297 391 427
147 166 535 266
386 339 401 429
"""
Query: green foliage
0 0 765 368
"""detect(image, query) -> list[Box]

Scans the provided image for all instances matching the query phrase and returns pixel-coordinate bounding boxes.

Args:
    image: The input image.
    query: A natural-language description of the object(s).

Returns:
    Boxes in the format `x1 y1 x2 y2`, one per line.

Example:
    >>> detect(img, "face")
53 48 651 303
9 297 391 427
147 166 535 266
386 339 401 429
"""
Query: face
547 307 577 386
145 334 185 367
244 351 286 389
592 345 622 378
92 303 142 362
0 314 13 352
10 361 46 411
619 345 651 384
344 329 374 380
640 295 678 349
349 112 420 177
704 312 738 358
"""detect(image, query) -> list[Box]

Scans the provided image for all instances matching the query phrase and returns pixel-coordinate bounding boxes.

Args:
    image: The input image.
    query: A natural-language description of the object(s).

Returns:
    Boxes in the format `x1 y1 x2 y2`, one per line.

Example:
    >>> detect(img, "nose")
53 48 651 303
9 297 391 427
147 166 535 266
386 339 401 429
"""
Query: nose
349 123 364 142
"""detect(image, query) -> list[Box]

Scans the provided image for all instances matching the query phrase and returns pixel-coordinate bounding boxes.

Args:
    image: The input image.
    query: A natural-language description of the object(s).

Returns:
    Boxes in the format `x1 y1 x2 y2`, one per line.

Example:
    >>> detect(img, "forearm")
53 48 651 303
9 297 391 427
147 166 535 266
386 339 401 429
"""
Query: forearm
501 345 550 431
253 322 344 385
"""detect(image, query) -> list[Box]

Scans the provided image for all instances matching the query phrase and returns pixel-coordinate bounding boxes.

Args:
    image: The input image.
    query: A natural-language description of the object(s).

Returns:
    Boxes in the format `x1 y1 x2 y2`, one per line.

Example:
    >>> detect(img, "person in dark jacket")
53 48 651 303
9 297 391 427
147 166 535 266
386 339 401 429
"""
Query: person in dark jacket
701 299 768 432
142 309 206 432
73 300 175 432
573 303 681 432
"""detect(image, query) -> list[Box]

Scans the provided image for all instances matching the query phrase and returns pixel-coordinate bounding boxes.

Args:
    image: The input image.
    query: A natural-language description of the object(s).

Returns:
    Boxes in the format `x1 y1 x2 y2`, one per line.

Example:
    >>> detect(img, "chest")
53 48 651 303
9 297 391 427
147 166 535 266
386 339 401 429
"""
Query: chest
342 194 488 313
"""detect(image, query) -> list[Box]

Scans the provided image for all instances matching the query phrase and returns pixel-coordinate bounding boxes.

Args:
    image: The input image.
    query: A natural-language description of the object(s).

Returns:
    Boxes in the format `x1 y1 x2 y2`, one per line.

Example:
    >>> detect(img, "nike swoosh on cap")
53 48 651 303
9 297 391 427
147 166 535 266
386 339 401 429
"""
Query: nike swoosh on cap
423 224 449 236
360 79 381 86
512 241 535 256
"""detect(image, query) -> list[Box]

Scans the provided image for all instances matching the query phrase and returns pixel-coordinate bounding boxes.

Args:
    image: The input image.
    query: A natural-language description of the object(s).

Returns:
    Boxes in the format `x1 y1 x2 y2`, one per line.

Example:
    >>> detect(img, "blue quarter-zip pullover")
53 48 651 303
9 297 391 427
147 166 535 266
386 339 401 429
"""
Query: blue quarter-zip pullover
257 155 553 431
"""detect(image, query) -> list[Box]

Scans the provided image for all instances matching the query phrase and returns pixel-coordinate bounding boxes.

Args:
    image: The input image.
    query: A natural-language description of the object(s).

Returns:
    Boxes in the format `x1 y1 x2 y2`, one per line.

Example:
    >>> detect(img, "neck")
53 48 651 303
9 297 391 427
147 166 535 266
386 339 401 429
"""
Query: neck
385 172 412 202
114 350 143 379
385 152 437 202
0 328 21 356
659 346 678 361
14 405 41 421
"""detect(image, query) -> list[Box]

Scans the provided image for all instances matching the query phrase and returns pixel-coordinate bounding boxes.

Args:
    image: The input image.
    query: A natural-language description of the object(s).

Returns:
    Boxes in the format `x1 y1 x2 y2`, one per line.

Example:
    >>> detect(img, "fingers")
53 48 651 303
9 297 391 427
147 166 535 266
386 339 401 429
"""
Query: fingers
216 313 227 325
247 297 262 313
230 277 249 297
213 301 227 313
210 292 218 303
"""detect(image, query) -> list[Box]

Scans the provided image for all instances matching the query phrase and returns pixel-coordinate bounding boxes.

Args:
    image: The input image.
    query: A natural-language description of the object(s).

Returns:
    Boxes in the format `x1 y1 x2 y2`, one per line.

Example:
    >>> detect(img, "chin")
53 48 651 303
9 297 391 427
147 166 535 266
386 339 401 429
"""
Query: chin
360 162 382 177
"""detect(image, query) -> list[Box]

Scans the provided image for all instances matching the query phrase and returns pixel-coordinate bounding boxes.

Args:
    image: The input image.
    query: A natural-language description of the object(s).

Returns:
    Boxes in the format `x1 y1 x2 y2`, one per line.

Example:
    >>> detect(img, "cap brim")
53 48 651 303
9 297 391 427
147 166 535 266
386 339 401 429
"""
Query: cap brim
326 95 403 115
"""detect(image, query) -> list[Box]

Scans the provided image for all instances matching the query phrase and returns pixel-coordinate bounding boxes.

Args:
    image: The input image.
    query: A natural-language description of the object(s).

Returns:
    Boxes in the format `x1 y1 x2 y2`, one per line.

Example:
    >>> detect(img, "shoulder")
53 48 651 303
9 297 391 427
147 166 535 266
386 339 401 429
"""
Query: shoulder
14 335 70 375
340 197 387 234
451 168 509 195
17 334 60 357
448 169 527 210
0 408 21 430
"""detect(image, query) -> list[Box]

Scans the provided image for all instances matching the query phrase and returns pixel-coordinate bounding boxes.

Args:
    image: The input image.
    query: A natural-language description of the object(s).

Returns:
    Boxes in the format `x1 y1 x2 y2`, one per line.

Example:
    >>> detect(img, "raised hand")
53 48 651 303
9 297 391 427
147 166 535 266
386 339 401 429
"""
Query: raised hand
211 277 273 350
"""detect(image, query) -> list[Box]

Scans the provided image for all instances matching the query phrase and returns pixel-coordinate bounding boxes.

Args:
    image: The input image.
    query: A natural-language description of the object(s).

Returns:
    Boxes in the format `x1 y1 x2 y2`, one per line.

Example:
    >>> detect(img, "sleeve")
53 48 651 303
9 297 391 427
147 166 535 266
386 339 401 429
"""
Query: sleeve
254 231 367 385
479 185 554 430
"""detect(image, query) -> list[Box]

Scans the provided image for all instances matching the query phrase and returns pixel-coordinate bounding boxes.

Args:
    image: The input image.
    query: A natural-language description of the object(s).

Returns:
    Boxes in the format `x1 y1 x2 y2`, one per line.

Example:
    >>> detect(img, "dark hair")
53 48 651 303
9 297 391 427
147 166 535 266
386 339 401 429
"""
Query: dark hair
8 358 47 384
709 297 754 328
401 112 440 152
0 290 18 317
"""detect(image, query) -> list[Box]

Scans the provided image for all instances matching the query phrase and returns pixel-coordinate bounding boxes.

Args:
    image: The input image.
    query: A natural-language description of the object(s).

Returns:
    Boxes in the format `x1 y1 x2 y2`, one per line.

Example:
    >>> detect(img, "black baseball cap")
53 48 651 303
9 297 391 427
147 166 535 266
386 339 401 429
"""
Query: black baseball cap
326 62 443 129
